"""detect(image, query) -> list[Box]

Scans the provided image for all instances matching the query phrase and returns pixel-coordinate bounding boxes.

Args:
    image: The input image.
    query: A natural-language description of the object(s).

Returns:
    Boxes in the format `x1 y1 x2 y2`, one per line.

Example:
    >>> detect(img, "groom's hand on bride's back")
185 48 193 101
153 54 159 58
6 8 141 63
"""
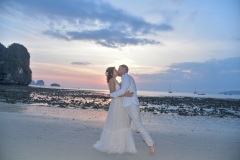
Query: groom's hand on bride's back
124 91 134 97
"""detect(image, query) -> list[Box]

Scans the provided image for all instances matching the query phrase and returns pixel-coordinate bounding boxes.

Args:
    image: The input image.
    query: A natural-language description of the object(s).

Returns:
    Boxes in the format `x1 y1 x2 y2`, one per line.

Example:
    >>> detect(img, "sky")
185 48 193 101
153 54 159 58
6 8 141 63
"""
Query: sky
0 0 240 93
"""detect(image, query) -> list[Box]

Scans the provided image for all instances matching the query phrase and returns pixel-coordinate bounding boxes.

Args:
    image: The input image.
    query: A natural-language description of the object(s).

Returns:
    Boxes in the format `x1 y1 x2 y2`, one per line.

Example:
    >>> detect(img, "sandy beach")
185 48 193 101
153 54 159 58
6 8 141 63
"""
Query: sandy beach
1 102 240 160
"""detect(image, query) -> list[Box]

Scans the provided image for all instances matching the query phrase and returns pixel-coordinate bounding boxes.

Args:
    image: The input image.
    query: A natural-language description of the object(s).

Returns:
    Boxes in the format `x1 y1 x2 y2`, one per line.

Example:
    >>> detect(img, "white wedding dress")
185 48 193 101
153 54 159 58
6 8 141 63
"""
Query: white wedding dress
93 79 136 154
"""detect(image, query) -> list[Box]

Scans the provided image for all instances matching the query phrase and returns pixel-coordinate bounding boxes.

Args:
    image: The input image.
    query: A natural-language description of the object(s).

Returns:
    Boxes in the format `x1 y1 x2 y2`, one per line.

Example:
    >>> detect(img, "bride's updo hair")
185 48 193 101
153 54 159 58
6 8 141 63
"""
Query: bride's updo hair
105 67 115 83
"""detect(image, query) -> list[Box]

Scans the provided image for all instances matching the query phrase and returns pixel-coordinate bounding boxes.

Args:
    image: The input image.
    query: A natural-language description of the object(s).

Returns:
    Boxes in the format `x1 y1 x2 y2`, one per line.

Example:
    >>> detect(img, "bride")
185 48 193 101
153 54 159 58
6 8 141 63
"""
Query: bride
93 67 137 154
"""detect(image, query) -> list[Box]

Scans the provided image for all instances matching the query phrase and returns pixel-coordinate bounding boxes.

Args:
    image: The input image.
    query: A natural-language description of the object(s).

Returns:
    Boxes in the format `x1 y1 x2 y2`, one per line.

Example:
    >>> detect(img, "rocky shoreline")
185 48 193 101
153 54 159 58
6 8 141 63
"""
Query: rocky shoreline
0 84 239 118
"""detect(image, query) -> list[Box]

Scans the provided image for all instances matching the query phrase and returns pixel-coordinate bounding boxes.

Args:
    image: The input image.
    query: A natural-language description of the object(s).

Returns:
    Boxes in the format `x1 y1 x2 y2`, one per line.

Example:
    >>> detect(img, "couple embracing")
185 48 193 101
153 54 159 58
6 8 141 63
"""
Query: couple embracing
93 65 156 155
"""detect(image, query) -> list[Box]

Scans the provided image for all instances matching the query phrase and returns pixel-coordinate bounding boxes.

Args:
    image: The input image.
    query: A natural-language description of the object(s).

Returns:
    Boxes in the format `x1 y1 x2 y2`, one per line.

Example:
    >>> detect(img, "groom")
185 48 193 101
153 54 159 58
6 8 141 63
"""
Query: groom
110 64 156 154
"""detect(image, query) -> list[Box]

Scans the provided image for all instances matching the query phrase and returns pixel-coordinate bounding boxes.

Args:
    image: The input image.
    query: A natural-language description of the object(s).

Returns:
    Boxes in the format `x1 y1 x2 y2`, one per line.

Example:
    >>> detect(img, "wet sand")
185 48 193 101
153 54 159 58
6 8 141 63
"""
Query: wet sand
0 102 240 160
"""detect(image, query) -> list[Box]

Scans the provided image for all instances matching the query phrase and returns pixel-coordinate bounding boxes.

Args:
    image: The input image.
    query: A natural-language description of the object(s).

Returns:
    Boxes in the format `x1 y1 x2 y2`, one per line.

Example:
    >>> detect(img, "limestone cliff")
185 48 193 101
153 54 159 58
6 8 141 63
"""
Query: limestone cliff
0 43 32 85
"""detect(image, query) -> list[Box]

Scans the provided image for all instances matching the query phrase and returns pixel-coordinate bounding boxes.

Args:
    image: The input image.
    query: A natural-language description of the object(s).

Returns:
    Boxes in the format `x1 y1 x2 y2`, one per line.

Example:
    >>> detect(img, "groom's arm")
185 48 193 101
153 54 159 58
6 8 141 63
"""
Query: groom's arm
110 75 130 98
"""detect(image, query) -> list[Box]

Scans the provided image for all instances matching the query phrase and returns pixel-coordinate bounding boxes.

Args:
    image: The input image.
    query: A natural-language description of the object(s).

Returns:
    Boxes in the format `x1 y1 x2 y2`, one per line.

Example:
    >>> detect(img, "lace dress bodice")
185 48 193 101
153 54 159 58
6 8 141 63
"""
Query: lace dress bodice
108 79 121 91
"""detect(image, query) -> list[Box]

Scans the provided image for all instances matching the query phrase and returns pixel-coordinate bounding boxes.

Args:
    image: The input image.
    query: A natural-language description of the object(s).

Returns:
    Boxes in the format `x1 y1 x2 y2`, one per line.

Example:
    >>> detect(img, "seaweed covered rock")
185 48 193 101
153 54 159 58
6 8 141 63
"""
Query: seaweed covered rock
0 43 32 85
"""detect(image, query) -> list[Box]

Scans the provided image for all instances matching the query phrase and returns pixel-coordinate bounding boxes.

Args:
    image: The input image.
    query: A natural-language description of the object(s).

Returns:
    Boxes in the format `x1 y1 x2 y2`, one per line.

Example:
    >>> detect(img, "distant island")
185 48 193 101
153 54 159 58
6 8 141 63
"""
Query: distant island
219 91 240 95
51 83 60 87
36 80 45 86
30 80 45 86
31 80 60 87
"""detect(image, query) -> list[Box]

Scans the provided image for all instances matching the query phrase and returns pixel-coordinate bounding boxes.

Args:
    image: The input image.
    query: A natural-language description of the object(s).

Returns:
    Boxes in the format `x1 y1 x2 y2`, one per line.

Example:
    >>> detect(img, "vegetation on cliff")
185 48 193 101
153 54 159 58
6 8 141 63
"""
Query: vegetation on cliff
0 43 32 85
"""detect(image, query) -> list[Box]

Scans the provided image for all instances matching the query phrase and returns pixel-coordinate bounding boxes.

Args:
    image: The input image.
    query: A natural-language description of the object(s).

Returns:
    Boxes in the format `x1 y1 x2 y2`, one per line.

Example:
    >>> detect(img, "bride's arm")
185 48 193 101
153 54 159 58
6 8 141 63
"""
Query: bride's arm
108 78 116 93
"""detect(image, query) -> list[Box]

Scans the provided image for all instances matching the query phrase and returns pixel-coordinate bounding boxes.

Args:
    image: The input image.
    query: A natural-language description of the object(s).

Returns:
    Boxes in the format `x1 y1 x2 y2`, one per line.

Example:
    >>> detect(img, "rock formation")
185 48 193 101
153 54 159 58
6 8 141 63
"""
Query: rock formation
30 80 36 85
36 80 45 86
0 43 32 85
51 83 60 87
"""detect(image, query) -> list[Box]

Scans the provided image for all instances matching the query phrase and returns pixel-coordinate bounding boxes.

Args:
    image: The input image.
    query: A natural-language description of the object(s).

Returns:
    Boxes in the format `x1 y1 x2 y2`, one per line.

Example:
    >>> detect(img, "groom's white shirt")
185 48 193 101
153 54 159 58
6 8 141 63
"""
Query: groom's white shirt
110 73 140 107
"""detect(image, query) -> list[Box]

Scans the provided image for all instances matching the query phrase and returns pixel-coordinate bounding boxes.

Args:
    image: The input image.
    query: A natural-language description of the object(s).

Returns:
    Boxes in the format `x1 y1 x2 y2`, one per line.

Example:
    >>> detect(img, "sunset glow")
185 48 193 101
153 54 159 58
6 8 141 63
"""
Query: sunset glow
0 0 239 93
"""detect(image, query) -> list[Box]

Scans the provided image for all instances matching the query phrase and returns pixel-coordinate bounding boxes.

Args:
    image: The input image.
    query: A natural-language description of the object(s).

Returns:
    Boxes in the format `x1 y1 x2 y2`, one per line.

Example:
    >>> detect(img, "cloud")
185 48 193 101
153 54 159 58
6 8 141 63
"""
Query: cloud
0 0 173 48
134 57 240 93
71 62 91 65
43 29 160 48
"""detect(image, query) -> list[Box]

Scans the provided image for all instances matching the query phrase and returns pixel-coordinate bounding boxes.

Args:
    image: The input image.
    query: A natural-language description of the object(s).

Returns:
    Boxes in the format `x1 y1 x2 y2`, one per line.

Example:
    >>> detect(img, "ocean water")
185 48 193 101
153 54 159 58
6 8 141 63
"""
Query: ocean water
30 85 239 100
94 89 239 99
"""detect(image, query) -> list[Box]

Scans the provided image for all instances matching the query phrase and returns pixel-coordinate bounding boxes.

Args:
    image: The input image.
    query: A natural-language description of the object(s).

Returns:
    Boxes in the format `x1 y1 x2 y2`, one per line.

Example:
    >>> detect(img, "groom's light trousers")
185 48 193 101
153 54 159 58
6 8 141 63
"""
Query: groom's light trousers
126 104 154 146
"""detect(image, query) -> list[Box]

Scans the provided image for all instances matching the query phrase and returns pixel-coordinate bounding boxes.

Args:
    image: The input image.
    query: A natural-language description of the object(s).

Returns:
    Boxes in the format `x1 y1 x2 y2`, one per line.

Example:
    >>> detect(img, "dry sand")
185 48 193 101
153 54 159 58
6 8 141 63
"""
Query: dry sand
0 102 240 160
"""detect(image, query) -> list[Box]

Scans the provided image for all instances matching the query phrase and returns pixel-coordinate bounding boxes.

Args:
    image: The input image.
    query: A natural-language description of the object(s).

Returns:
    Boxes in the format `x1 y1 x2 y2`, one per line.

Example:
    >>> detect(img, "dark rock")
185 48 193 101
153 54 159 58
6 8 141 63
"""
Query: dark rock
36 80 44 86
1 84 240 118
178 108 188 116
51 83 60 87
58 104 67 108
30 80 36 85
0 43 32 85
147 107 154 112
82 106 90 109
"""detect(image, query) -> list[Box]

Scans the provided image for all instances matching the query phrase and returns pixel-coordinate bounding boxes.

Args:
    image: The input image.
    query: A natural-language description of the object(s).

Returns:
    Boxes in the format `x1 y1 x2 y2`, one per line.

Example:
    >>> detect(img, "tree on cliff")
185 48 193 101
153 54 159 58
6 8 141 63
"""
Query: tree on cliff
0 43 32 85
